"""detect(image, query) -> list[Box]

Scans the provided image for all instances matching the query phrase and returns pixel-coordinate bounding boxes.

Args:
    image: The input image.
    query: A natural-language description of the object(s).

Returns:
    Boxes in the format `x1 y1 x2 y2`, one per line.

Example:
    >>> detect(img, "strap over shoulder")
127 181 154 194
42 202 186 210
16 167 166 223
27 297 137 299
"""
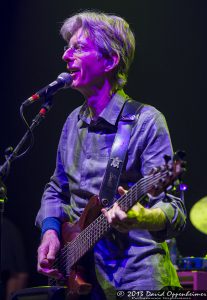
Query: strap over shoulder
99 99 143 207
120 99 143 121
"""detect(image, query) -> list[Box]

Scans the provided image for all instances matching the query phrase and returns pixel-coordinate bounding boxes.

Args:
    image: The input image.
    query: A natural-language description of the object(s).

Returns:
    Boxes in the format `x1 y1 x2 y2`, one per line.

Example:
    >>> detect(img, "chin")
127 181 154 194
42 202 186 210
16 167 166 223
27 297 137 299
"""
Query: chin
71 84 84 94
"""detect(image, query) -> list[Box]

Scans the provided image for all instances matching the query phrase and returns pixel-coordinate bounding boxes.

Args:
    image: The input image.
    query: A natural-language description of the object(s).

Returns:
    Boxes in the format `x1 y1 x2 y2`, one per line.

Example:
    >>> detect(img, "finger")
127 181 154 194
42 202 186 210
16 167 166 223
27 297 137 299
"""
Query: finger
38 245 49 265
101 208 112 224
110 203 118 219
118 186 128 196
110 203 126 221
38 266 63 279
39 258 51 268
102 205 118 224
47 243 59 262
114 207 127 221
102 203 125 224
109 203 122 223
101 208 106 214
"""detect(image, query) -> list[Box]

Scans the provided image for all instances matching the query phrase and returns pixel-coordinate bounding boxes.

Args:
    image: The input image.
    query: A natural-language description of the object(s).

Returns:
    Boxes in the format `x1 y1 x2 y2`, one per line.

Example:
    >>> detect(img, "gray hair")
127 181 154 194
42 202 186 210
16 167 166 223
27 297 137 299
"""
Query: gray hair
60 11 135 90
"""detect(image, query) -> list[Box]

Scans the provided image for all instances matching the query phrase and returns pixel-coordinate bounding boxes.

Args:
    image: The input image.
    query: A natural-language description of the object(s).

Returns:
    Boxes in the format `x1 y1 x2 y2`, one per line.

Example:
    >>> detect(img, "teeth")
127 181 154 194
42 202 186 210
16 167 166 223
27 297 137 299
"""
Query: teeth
69 70 78 74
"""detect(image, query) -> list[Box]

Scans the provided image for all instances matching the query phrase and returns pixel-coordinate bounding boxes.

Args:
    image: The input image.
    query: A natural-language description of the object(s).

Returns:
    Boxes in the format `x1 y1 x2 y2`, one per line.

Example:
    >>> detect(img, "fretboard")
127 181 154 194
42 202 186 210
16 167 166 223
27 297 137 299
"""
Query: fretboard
60 170 168 273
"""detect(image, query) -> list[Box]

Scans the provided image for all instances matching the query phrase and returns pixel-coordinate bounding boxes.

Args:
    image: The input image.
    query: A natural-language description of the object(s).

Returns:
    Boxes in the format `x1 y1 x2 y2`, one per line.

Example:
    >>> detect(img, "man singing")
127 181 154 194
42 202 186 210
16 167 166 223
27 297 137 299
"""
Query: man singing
36 11 186 299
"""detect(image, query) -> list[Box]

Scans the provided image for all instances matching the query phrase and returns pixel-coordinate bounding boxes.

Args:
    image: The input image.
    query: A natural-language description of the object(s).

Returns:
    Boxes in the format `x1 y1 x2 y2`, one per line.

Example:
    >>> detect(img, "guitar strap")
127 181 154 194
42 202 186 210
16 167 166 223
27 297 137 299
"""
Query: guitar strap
99 99 143 207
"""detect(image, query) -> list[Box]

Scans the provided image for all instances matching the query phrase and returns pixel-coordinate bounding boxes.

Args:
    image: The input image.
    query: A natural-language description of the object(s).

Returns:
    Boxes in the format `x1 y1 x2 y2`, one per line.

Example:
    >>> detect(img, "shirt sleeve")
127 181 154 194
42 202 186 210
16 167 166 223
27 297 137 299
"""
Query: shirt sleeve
136 106 186 241
35 118 71 228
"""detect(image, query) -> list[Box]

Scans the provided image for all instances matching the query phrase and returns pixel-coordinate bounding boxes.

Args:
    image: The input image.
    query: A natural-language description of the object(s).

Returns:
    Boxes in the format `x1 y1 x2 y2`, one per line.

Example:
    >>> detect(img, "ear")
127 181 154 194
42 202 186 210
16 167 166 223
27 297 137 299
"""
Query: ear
104 52 120 72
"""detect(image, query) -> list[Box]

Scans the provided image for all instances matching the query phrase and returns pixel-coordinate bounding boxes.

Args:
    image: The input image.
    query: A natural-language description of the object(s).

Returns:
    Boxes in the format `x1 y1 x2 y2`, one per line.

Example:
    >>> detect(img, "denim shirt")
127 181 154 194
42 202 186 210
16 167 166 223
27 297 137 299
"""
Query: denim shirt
36 89 186 293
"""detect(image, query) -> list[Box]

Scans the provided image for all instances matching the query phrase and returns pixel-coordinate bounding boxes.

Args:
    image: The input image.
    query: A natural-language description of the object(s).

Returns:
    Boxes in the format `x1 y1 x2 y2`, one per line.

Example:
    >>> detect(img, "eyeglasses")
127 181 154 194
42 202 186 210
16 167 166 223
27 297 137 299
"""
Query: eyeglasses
63 44 84 54
63 44 103 57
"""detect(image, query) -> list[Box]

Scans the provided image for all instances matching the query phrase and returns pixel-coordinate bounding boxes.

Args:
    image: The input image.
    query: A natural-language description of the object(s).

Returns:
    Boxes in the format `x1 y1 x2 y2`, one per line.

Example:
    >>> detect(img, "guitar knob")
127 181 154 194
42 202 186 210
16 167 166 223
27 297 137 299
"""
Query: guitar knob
159 178 165 183
167 171 173 177
101 198 109 207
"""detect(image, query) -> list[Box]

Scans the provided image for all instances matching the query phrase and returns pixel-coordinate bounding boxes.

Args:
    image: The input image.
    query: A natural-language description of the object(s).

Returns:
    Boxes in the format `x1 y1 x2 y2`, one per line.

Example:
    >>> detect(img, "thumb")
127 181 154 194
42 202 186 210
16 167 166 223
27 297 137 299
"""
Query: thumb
47 243 59 262
118 186 127 196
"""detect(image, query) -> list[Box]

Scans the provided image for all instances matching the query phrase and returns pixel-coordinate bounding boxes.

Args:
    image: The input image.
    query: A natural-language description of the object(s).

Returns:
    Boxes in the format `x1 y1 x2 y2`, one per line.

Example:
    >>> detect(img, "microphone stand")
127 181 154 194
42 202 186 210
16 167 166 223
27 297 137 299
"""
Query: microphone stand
0 96 53 297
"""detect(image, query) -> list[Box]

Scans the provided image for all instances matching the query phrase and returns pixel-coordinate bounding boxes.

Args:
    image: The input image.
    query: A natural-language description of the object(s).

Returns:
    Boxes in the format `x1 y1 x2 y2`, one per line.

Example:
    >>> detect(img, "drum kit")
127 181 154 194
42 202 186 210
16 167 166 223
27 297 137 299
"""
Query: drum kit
177 195 207 271
190 196 207 235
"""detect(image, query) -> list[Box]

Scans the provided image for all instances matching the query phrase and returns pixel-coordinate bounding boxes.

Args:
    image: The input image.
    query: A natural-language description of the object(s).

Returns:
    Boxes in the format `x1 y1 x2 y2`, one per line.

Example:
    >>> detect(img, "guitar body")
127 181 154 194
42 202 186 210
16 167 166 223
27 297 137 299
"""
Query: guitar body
61 195 102 296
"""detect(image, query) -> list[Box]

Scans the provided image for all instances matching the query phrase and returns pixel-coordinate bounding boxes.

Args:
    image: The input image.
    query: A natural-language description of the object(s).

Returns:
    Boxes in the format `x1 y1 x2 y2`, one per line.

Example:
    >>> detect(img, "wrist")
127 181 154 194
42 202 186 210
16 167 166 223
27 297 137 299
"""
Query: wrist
43 229 59 237
41 217 61 239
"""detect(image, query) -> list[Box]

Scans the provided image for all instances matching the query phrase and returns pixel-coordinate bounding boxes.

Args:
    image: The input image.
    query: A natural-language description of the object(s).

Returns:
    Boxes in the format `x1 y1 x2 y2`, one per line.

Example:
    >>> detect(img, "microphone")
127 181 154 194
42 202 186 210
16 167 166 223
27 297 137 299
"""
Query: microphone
22 72 73 106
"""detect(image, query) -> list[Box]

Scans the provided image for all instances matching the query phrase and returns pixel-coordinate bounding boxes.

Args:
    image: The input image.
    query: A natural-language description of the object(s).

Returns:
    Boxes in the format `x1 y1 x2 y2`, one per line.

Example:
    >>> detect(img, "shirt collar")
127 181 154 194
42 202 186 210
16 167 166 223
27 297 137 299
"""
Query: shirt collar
79 90 129 126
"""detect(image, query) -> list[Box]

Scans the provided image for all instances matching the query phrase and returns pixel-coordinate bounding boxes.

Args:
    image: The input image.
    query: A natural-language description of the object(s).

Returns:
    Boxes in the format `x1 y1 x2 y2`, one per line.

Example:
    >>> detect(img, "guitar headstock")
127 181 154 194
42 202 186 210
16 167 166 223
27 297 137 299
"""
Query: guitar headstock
149 151 186 197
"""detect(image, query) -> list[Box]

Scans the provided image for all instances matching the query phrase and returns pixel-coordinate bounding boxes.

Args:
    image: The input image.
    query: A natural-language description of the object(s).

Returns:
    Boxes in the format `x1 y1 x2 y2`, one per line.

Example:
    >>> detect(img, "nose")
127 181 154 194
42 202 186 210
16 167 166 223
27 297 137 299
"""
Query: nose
62 48 74 62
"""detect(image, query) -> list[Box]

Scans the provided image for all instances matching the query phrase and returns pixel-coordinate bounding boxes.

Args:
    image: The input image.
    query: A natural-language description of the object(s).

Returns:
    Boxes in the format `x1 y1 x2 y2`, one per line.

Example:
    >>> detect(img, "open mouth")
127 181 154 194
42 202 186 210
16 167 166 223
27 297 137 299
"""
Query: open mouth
68 69 79 75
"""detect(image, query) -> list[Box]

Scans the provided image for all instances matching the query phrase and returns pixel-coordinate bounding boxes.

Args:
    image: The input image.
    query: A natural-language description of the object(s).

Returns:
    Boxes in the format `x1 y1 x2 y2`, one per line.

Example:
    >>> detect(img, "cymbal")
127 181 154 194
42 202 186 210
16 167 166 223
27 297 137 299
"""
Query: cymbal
190 196 207 234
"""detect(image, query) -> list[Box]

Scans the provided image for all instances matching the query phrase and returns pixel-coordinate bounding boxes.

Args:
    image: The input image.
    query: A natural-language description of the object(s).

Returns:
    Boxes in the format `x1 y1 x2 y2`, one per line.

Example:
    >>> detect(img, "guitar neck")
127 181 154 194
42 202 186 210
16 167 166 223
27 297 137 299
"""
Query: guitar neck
63 171 164 270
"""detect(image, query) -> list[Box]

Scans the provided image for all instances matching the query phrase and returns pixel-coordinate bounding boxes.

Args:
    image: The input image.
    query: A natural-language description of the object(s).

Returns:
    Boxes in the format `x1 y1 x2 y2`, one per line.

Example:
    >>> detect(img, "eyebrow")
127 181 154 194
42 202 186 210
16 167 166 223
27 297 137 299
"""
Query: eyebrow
69 41 87 47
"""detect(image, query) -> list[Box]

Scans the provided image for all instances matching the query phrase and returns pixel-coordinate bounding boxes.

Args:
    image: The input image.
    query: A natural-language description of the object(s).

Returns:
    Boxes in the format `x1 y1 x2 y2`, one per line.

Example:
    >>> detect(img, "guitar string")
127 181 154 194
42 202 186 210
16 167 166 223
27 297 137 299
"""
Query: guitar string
62 171 169 274
49 180 140 275
51 169 171 276
62 168 168 257
63 171 164 266
51 169 172 276
56 169 171 278
57 174 146 265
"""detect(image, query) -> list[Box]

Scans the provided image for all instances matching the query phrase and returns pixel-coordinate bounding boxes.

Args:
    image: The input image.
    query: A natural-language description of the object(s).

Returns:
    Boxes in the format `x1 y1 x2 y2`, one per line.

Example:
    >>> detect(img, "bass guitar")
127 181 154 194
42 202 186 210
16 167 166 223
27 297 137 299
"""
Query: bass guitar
49 153 186 297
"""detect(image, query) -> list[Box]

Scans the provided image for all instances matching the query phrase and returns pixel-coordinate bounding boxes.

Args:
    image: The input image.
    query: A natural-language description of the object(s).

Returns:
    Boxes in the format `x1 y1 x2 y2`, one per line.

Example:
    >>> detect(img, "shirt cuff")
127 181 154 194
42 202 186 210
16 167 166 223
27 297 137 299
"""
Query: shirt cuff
41 217 61 239
150 200 185 241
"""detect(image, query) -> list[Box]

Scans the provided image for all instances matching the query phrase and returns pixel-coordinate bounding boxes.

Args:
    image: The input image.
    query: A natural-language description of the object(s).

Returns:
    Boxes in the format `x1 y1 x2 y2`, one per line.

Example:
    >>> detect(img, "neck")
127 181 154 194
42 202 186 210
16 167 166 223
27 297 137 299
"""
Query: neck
84 81 114 120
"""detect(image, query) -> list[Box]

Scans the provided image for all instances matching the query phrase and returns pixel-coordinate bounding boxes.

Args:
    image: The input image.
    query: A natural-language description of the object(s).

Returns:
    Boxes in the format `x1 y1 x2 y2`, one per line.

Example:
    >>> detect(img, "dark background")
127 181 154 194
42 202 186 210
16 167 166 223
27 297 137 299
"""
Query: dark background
0 0 207 287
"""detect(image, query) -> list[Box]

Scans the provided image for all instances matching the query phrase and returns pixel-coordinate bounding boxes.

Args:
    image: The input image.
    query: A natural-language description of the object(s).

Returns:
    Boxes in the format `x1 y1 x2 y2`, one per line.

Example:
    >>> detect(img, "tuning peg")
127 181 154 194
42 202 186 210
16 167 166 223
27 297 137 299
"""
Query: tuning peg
164 155 171 164
174 150 186 161
167 171 173 177
152 167 158 172
0 179 7 200
4 146 14 158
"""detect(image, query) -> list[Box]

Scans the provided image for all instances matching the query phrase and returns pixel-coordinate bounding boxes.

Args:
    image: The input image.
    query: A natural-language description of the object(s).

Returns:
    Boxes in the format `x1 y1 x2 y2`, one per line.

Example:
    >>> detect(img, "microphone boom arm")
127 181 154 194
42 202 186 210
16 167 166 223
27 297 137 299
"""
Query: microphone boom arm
0 96 54 178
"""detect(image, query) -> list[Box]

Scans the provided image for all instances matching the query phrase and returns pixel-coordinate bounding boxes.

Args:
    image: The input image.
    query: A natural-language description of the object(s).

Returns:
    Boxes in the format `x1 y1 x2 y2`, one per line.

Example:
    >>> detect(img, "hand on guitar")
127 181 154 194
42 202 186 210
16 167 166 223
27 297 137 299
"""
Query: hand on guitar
37 229 63 279
102 186 166 232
